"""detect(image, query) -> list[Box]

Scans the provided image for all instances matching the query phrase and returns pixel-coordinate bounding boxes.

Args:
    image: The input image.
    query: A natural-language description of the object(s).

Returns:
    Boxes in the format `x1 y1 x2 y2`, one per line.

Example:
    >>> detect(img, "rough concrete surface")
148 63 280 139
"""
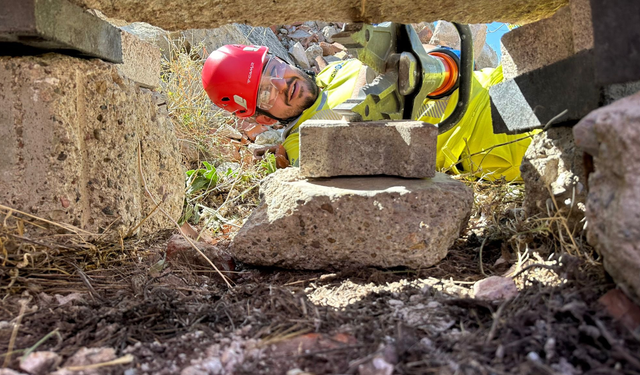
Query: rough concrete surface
501 0 593 80
520 127 587 233
117 30 161 88
69 0 567 31
573 91 640 303
299 120 437 178
0 54 184 235
230 168 473 270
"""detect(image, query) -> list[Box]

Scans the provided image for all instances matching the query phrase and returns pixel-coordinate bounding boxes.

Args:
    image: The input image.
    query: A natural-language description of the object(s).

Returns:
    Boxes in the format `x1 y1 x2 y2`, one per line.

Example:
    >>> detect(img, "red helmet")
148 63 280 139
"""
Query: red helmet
202 44 268 118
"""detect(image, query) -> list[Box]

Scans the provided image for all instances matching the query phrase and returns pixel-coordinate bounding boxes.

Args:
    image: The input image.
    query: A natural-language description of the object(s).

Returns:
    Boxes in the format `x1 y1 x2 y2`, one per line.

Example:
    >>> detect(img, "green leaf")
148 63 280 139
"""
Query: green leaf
188 176 210 193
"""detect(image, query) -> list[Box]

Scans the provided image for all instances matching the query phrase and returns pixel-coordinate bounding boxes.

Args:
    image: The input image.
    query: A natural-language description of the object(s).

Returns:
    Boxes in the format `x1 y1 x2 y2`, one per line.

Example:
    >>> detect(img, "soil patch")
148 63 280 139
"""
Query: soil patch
1 230 638 375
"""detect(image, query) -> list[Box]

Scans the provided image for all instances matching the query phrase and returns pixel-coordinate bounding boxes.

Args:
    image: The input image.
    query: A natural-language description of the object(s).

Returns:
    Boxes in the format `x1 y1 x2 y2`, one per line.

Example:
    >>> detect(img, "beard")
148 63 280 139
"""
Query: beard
265 72 319 124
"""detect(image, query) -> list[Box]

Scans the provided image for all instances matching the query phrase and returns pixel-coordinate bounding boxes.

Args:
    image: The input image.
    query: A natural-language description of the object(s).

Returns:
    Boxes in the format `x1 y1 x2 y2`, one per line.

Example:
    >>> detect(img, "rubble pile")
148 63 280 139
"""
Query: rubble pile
269 20 499 73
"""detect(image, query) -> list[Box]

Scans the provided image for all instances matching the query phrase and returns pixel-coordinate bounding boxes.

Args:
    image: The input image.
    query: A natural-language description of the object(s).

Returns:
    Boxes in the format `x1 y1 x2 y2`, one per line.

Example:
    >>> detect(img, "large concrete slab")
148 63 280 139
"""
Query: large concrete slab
230 168 473 270
299 120 437 178
68 0 566 31
0 54 184 235
0 0 122 62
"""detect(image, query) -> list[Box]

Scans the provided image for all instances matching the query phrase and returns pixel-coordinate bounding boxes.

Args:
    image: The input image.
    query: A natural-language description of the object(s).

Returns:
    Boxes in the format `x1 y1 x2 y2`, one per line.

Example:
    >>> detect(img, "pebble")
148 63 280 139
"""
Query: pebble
473 276 518 300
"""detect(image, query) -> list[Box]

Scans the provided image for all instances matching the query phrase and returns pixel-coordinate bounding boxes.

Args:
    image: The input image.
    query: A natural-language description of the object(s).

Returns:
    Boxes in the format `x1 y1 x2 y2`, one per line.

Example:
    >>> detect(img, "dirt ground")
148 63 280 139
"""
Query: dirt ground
1 185 640 375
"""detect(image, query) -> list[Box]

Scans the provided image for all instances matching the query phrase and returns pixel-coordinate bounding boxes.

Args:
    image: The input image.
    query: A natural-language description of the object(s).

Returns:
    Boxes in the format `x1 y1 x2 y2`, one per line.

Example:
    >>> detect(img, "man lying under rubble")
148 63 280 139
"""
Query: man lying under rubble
201 43 533 181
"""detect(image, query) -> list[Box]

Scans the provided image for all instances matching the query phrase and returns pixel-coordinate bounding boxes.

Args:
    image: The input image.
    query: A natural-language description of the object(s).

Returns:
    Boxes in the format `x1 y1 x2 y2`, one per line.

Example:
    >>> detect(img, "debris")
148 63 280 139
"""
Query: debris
254 129 282 145
216 125 243 140
19 351 62 375
289 42 311 70
305 44 324 69
473 276 518 300
599 288 640 330
321 25 339 43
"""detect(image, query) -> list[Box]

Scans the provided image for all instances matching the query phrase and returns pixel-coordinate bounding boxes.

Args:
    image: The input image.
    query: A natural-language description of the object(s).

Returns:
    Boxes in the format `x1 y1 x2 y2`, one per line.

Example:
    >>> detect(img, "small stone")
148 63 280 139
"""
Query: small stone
20 351 62 375
288 28 312 40
322 25 339 43
475 43 499 70
217 162 241 175
254 129 282 145
60 196 70 208
303 21 318 29
473 276 518 300
0 369 28 375
216 125 242 140
319 41 342 56
63 347 116 368
417 26 433 44
315 55 328 71
289 42 311 70
315 21 329 30
305 44 324 68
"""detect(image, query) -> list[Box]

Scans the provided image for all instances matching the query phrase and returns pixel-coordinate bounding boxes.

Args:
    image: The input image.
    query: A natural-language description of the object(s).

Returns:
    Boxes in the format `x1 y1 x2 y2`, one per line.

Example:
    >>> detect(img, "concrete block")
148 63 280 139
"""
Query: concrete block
592 0 640 85
299 120 437 178
0 54 184 235
501 7 574 80
501 0 594 80
230 168 473 270
116 30 161 89
490 50 601 133
491 50 640 134
0 0 122 63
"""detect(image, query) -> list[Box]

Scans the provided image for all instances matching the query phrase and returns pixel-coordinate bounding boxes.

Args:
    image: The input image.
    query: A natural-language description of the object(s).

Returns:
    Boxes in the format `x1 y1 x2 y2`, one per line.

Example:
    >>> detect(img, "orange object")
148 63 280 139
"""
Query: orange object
243 124 268 141
427 51 459 97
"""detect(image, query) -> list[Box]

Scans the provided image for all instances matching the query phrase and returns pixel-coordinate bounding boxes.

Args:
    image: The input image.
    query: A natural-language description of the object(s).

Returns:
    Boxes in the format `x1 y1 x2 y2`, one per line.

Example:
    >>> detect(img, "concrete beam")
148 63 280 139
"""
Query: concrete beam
0 0 122 63
299 120 437 178
67 0 567 31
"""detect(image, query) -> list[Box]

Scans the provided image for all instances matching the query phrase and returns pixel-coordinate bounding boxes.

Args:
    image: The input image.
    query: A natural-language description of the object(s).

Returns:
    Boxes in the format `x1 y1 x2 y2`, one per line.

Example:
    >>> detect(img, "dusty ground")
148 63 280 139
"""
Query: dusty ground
1 183 639 375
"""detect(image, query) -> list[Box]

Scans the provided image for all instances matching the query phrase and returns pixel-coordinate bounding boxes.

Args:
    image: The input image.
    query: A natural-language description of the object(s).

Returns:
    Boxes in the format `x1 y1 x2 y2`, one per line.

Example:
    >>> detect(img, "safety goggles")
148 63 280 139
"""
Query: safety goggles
257 56 288 111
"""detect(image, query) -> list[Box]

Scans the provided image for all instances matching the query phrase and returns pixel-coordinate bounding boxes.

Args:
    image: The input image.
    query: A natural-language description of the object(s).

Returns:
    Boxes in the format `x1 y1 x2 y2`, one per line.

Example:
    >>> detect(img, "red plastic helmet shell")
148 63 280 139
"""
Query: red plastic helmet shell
202 44 268 118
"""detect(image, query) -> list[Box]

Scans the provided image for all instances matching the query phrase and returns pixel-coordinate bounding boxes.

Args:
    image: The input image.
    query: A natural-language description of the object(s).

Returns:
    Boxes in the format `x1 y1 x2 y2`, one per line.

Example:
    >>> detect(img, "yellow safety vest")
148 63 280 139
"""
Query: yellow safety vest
283 60 534 181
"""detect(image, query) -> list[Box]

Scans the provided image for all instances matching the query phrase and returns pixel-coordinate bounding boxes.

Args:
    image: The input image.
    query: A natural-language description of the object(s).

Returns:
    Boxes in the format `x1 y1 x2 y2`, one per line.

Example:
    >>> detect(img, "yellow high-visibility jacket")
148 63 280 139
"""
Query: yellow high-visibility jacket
282 59 533 181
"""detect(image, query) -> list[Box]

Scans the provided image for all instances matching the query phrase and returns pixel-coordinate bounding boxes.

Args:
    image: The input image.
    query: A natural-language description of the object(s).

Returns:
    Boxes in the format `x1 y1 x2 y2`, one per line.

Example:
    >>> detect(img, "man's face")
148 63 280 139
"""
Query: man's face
258 58 319 121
